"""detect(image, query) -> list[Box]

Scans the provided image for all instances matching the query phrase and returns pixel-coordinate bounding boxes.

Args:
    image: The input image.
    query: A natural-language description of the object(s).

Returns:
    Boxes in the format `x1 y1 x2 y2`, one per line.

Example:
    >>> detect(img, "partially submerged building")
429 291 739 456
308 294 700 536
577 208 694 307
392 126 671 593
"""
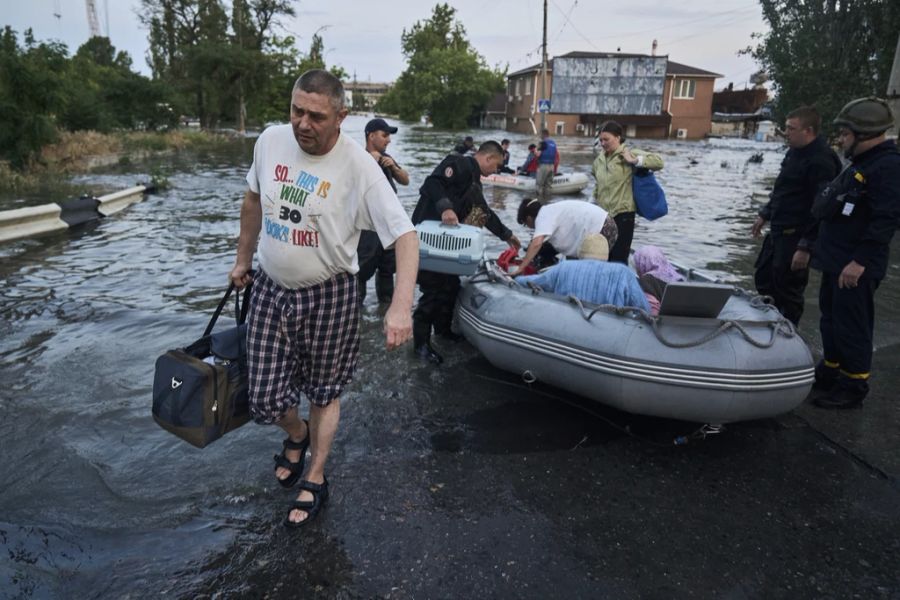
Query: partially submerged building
504 51 721 139
710 84 772 139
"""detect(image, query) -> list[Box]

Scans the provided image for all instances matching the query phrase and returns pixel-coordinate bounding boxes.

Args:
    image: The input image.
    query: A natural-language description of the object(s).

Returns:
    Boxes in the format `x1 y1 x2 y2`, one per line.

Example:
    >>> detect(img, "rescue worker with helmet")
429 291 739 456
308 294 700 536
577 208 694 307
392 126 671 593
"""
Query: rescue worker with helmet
794 97 900 409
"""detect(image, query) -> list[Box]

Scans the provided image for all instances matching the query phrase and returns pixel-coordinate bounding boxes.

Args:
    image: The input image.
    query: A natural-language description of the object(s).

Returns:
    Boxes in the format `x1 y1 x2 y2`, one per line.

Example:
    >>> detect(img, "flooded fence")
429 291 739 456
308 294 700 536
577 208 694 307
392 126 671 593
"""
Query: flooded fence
0 184 154 243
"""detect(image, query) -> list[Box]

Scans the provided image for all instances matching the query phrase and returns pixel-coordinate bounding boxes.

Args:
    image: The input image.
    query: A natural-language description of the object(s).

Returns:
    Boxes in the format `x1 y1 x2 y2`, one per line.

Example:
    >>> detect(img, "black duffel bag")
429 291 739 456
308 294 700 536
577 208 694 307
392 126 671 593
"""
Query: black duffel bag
152 280 253 448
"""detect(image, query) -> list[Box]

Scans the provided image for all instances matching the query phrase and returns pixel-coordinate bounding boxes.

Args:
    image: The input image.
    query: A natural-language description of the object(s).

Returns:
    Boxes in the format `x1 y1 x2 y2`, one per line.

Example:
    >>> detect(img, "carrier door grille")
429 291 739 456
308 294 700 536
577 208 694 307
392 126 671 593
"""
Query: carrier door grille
420 232 473 252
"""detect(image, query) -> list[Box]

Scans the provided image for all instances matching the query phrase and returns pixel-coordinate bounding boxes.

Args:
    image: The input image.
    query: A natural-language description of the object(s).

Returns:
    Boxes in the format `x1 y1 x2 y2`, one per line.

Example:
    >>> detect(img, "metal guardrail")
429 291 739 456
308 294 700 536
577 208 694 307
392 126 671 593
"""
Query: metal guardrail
0 184 152 243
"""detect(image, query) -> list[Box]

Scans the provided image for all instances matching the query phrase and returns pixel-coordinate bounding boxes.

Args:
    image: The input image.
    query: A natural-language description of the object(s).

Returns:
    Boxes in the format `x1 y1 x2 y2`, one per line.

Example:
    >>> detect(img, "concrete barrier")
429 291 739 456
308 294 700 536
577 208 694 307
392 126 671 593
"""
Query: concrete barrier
0 204 69 243
0 184 151 243
97 185 147 217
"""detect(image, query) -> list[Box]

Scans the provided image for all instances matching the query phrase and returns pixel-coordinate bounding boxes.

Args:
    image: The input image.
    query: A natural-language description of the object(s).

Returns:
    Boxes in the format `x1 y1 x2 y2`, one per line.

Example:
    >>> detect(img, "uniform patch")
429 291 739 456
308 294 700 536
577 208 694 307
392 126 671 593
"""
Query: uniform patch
444 166 454 178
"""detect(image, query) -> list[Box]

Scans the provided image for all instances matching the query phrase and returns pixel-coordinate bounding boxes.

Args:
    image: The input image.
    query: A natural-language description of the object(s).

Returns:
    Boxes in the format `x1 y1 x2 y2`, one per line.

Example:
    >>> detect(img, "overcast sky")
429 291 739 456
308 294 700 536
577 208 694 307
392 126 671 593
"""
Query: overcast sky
5 0 769 89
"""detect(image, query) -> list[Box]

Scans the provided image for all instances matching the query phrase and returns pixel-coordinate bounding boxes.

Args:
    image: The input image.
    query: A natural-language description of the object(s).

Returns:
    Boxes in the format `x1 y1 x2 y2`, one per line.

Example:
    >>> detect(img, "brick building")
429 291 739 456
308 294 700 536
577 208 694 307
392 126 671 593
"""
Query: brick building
505 52 721 139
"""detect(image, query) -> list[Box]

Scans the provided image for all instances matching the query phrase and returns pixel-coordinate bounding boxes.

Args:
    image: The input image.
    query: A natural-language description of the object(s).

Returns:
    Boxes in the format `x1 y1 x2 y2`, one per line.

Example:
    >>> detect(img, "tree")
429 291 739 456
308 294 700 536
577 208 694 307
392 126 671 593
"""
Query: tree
140 1 351 128
0 27 67 168
744 0 900 124
379 4 506 128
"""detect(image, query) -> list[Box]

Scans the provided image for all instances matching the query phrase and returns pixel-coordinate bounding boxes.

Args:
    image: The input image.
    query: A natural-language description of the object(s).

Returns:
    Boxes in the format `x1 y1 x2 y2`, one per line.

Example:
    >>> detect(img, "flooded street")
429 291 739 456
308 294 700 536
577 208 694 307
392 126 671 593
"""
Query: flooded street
1 115 898 598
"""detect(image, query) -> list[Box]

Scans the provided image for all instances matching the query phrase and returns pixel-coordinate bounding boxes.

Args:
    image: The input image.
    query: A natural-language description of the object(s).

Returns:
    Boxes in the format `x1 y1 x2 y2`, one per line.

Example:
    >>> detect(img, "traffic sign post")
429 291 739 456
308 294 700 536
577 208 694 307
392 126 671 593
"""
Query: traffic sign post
538 99 551 113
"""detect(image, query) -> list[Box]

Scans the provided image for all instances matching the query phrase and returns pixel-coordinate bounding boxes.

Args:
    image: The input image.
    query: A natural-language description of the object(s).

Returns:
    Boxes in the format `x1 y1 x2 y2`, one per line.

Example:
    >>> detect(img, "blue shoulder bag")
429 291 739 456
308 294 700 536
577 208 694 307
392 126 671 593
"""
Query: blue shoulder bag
632 166 668 220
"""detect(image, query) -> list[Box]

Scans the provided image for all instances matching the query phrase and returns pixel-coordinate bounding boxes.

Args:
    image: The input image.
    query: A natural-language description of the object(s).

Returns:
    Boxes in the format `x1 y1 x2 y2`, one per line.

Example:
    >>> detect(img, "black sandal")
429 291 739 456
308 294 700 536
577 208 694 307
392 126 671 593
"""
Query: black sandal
273 419 309 489
283 477 329 528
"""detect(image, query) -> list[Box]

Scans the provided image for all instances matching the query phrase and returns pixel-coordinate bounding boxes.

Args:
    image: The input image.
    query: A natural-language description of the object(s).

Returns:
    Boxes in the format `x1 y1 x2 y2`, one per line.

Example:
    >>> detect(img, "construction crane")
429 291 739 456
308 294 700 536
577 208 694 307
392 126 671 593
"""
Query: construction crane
85 0 101 37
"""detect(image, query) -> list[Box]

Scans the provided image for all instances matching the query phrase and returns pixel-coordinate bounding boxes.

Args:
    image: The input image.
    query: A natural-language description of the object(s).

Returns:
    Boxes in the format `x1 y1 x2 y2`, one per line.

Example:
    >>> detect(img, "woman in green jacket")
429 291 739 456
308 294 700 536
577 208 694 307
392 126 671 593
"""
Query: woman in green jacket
591 120 663 263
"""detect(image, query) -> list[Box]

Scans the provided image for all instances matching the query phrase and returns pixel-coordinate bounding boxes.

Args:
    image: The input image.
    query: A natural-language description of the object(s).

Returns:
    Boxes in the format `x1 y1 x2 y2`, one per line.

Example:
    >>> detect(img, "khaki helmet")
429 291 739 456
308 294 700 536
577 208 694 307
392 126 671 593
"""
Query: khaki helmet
832 97 895 134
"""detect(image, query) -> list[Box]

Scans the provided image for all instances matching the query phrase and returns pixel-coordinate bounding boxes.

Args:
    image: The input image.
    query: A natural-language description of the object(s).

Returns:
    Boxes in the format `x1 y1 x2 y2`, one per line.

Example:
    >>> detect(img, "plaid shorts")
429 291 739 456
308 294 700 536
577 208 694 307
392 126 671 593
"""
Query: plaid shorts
246 269 359 424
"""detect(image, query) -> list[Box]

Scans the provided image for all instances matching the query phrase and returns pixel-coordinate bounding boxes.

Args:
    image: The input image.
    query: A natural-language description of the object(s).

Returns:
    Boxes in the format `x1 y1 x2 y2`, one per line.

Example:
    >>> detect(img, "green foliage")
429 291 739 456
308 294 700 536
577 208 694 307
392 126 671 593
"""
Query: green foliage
0 2 352 172
378 4 506 129
0 27 66 168
745 0 900 125
140 1 349 128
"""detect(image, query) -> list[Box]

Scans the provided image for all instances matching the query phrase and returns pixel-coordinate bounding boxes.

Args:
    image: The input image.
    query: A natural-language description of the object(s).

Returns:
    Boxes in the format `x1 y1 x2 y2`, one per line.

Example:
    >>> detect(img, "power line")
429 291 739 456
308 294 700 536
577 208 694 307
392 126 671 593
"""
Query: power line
601 6 759 42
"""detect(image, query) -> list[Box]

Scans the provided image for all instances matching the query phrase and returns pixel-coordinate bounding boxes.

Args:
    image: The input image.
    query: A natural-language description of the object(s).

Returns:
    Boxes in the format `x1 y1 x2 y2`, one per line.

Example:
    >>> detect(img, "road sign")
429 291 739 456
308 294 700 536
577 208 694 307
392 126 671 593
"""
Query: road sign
538 99 551 113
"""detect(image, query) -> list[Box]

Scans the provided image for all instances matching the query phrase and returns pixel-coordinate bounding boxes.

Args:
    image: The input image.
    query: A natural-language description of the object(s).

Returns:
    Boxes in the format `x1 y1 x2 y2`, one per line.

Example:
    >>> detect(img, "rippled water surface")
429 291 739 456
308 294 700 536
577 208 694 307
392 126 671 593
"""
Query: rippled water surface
1 115 898 597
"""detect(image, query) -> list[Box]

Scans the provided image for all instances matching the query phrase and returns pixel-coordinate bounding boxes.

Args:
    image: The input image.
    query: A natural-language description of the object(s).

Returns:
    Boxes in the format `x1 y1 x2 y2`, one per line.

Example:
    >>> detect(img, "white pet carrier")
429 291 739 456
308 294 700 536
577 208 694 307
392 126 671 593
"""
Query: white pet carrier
415 221 486 276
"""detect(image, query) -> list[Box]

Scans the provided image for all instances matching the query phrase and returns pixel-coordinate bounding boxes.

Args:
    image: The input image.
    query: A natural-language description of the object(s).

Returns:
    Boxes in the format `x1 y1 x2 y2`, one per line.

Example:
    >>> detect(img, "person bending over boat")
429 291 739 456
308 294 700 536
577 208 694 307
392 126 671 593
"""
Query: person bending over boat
411 141 522 365
592 120 663 263
510 198 618 276
514 260 650 311
516 144 539 177
632 245 684 314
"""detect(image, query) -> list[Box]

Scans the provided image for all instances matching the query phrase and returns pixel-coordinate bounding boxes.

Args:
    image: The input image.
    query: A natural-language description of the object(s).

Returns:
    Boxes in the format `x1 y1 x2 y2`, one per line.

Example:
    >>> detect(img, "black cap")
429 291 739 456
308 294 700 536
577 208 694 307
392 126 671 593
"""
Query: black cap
365 118 398 135
464 136 474 142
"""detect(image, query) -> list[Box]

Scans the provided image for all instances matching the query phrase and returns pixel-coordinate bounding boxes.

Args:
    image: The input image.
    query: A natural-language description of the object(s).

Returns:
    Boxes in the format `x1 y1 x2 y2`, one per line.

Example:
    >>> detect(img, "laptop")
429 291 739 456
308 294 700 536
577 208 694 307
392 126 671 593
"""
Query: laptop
658 281 735 318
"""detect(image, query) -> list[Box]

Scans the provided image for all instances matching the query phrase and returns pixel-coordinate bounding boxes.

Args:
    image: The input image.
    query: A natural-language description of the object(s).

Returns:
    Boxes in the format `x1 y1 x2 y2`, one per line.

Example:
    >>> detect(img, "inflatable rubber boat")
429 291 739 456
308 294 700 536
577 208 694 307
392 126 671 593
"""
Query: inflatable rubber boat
454 261 814 424
481 172 590 195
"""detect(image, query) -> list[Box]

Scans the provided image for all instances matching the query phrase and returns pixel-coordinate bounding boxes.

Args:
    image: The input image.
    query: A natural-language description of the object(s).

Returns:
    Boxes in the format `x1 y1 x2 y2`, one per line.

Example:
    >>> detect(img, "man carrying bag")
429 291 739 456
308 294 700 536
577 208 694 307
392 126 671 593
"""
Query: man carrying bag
152 281 252 448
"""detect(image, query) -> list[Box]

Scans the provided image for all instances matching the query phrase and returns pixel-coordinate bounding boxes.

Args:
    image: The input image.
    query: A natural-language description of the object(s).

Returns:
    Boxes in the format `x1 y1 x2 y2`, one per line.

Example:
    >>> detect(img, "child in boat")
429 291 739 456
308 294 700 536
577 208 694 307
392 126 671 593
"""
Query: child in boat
514 259 650 311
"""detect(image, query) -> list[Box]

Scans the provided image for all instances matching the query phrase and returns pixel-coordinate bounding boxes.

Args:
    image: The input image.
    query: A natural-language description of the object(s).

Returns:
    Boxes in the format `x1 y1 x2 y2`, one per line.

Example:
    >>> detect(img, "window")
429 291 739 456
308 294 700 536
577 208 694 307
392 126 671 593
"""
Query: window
673 79 696 99
515 80 521 96
555 121 565 135
525 79 531 95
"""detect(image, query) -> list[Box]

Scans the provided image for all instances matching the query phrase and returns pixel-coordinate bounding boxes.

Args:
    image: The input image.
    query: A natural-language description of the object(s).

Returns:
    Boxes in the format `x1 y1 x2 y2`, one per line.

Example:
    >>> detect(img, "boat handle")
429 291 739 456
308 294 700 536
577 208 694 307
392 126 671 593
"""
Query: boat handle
521 370 537 384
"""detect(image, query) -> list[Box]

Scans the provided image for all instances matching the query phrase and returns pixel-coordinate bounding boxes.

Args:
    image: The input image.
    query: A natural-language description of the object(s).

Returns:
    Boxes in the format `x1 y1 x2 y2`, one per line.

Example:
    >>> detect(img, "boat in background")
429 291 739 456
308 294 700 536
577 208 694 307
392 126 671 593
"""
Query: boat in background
481 172 590 195
454 261 814 424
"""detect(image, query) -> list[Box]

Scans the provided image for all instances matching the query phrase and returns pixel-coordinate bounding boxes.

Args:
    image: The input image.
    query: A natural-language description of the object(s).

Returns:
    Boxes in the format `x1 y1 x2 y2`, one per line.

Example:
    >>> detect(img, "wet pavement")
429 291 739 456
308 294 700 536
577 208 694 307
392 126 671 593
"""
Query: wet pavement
1 116 899 599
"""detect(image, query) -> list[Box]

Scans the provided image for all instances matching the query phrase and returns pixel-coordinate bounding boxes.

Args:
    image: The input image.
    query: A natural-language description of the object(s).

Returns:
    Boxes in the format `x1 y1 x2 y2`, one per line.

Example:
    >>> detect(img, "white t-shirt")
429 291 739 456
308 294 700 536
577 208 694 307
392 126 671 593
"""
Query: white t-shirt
533 200 610 257
246 126 414 289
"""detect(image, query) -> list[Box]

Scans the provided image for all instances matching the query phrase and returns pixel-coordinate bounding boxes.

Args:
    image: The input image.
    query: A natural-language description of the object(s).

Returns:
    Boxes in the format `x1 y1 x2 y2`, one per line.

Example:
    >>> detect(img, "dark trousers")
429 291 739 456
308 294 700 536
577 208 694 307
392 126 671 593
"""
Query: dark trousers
357 231 396 303
753 231 809 325
413 270 461 344
608 212 635 264
818 271 878 379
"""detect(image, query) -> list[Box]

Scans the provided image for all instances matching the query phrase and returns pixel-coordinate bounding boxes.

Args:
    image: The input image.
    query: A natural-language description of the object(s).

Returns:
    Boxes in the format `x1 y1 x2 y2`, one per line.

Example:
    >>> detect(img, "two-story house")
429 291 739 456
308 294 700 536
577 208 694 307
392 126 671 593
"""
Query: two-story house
505 51 721 139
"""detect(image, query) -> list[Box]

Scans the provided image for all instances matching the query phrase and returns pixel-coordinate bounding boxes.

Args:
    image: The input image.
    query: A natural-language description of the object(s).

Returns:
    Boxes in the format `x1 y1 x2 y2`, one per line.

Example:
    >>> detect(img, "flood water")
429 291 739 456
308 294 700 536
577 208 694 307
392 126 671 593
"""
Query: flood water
2 115 899 598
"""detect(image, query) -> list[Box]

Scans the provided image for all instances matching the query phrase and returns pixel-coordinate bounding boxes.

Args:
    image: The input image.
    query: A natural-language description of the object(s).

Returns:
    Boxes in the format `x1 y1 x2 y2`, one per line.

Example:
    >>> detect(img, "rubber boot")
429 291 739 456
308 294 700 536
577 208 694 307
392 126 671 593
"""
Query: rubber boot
413 319 443 365
375 272 394 303
807 361 839 402
814 375 868 409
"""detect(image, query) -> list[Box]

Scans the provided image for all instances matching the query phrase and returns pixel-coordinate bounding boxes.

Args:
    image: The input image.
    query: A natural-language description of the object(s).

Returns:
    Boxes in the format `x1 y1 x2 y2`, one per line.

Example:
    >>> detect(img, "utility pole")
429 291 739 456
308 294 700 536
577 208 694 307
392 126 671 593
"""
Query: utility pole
540 0 548 132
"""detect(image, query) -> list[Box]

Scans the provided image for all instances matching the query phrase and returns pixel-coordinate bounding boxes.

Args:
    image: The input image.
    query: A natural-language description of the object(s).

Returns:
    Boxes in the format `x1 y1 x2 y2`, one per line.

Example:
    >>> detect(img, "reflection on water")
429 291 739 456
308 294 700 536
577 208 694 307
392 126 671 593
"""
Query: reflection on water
1 115 898 596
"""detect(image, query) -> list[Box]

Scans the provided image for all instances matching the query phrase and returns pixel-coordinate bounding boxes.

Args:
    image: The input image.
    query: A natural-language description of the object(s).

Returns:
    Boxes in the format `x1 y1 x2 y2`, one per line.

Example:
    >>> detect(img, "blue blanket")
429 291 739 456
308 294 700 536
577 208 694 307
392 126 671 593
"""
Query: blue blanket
515 260 650 311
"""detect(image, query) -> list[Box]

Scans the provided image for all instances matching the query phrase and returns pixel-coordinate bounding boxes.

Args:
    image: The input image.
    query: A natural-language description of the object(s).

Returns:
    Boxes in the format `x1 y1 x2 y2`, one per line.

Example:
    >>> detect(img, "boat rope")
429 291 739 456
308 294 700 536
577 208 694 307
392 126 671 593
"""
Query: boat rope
477 261 797 348
564 295 796 349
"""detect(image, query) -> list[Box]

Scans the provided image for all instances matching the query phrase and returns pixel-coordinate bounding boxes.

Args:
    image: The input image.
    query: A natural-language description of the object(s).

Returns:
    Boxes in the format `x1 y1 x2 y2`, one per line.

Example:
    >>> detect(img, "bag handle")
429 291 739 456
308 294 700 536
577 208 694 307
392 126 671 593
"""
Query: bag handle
203 271 254 337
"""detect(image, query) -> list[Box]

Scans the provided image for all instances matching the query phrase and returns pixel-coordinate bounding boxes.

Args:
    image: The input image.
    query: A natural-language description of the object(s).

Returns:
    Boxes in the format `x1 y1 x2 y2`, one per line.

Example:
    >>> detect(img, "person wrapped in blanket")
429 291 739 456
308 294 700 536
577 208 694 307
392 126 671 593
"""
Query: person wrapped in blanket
632 245 684 315
514 259 650 311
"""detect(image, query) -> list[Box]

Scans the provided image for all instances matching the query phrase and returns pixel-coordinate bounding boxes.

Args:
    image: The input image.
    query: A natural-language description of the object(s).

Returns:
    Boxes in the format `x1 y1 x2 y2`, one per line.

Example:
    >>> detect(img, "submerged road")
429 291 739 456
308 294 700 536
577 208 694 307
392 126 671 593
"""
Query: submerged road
178 327 900 599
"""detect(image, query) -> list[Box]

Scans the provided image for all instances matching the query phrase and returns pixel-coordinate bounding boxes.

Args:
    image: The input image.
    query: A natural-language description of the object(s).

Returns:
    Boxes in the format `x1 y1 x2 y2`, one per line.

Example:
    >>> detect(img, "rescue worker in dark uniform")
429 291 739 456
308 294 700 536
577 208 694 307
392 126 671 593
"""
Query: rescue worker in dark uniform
794 97 900 409
411 141 521 364
357 118 410 303
751 106 842 325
